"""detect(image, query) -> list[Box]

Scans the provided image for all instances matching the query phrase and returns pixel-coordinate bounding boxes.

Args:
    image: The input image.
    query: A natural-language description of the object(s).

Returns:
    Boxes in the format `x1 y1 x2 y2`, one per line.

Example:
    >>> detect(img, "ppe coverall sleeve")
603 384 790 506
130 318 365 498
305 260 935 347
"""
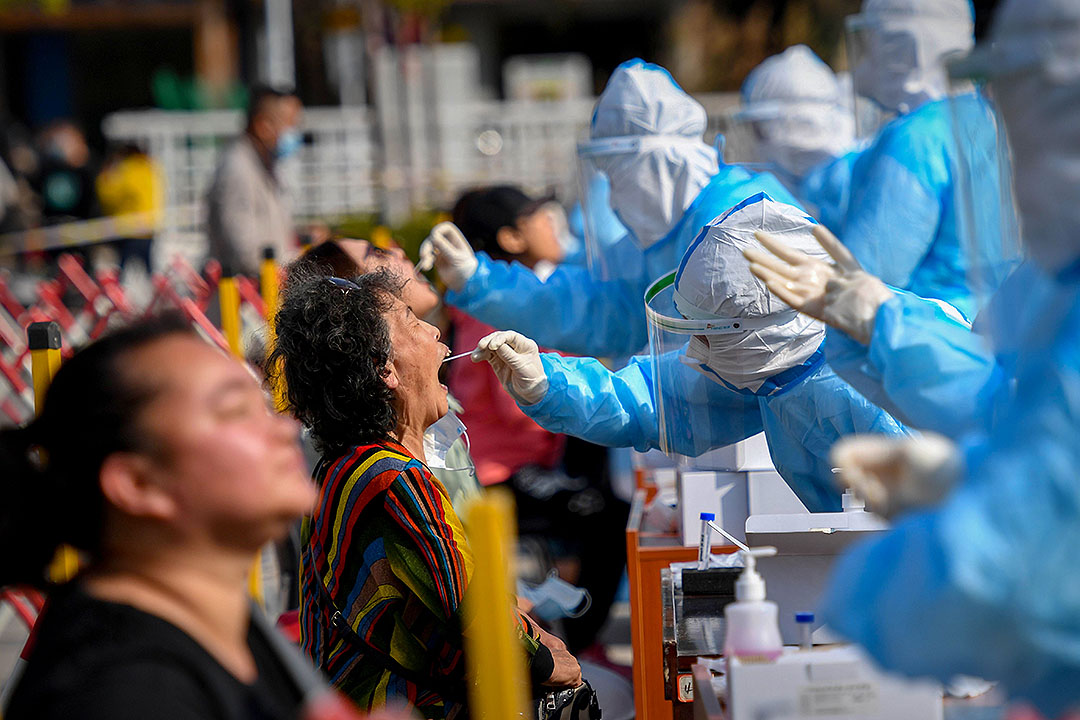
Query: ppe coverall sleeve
444 254 648 358
822 308 1080 717
759 362 908 514
823 291 1007 438
519 353 762 455
839 120 946 291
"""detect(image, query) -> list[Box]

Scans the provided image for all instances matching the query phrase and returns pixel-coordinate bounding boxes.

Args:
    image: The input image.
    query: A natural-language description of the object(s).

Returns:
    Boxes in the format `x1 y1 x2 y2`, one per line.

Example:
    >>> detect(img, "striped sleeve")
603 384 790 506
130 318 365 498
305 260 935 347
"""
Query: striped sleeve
384 466 541 659
383 465 474 621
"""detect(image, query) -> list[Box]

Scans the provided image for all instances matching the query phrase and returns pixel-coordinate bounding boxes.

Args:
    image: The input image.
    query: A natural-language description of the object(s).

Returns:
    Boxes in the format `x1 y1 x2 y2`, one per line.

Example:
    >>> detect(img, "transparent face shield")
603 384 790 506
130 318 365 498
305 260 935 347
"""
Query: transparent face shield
949 25 1080 280
644 270 769 459
576 135 707 280
575 146 644 283
944 63 1024 311
845 12 905 139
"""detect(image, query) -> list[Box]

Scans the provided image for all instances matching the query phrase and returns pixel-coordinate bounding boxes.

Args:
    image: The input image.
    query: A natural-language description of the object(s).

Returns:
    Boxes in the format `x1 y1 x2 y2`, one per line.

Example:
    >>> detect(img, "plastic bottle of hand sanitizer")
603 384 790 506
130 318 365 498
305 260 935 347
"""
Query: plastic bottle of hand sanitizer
723 546 782 663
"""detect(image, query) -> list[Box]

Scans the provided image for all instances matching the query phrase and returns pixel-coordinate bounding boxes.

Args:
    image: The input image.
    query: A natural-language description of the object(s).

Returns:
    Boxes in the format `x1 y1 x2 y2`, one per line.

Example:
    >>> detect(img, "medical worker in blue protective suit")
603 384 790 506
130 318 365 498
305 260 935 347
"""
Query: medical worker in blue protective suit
794 0 1019 320
748 0 1080 711
420 59 799 359
735 44 857 228
470 193 909 514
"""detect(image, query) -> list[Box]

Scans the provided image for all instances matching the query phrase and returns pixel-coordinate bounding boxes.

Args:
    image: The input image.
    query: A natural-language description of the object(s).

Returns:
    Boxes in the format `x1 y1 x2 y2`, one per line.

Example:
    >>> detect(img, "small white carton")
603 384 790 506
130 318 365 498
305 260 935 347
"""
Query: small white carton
727 645 943 720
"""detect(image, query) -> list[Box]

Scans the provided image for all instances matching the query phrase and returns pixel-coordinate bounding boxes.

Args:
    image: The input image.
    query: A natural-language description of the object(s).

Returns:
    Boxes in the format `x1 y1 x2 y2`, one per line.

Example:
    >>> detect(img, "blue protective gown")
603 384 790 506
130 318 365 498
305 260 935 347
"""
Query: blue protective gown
823 261 1053 439
444 165 800 358
796 149 858 231
517 349 909 513
822 267 1080 716
801 93 1019 319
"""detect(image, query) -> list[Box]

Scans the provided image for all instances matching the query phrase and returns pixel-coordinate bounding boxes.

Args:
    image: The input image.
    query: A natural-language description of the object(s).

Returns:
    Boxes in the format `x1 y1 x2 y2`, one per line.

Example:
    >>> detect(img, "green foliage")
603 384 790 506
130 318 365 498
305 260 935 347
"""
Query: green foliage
332 208 446 264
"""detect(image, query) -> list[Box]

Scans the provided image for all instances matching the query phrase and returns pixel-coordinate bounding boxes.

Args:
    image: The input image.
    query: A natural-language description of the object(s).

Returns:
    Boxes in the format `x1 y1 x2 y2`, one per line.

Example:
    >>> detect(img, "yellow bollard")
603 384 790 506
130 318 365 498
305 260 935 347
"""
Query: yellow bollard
218 266 243 359
28 322 61 416
260 247 279 325
28 322 79 582
260 247 288 412
371 225 393 250
463 489 530 720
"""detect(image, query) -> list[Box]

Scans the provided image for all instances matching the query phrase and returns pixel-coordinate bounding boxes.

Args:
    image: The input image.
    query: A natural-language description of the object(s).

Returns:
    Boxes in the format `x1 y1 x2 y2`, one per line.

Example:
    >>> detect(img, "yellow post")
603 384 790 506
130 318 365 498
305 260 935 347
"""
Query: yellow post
371 225 393 250
463 489 530 720
260 247 279 324
260 247 288 413
218 265 243 359
28 322 61 416
28 322 79 582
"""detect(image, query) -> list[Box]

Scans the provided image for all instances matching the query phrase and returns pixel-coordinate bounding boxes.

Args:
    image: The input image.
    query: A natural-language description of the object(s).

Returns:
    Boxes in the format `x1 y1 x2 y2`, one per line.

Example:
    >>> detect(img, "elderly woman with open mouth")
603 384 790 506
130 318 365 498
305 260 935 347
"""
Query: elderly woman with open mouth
271 268 580 719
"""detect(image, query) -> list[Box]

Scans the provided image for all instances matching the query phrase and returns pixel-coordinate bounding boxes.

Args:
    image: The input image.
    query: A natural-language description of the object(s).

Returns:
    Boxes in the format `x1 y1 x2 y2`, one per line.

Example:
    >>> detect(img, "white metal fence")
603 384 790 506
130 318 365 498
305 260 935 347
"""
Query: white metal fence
102 92 743 254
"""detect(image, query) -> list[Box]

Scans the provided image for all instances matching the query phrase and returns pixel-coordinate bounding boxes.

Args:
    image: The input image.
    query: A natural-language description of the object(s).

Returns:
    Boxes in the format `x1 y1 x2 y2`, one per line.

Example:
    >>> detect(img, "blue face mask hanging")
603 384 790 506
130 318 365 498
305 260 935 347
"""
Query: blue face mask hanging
274 128 302 160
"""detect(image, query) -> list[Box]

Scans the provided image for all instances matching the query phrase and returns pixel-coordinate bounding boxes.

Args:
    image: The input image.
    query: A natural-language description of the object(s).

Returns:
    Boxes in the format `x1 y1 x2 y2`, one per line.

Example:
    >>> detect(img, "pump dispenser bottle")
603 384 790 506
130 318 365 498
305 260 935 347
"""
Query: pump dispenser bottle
723 546 782 663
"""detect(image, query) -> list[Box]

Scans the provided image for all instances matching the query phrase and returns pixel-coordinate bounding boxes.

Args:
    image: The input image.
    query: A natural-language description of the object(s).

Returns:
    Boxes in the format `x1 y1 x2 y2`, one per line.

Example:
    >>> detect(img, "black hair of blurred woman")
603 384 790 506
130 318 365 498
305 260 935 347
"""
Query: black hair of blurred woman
268 266 406 458
451 185 548 262
288 239 361 282
0 313 195 588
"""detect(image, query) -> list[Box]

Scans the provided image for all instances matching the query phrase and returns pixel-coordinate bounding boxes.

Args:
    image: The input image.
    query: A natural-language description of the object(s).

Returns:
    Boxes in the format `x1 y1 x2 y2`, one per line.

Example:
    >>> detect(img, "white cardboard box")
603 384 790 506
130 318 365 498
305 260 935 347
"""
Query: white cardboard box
684 433 775 472
727 646 943 720
746 509 888 644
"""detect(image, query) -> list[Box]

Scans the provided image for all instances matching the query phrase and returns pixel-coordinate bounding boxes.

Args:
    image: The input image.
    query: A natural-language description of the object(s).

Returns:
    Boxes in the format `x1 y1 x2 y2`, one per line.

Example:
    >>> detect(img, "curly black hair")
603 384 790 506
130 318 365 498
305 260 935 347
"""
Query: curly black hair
269 267 406 455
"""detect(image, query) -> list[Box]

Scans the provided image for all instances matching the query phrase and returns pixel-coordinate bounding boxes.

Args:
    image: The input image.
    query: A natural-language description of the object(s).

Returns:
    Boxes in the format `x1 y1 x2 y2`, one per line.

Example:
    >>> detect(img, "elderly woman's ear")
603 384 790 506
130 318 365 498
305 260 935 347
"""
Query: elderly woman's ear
383 362 401 390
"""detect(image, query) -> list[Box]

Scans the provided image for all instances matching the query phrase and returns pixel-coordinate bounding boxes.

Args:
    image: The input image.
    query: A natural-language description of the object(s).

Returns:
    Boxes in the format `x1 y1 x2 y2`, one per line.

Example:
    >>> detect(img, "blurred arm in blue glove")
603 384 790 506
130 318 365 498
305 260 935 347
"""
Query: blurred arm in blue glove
823 286 1080 715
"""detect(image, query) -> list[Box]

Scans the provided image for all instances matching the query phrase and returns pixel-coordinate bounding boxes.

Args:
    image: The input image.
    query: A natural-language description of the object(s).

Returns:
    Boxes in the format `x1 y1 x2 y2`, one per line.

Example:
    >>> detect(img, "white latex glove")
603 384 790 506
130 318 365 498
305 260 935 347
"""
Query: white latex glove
743 225 893 344
830 432 962 519
417 222 478 292
471 330 549 405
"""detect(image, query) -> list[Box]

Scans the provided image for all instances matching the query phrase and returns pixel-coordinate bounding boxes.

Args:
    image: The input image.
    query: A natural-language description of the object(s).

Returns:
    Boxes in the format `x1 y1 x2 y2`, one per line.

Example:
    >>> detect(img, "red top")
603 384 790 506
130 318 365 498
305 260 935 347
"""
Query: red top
446 308 565 486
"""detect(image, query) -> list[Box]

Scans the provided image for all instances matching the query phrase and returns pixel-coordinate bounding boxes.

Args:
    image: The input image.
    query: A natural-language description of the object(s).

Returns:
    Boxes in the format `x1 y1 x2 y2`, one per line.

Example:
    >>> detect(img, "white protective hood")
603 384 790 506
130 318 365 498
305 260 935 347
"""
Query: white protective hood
739 45 856 177
587 59 719 249
673 194 827 392
849 0 974 115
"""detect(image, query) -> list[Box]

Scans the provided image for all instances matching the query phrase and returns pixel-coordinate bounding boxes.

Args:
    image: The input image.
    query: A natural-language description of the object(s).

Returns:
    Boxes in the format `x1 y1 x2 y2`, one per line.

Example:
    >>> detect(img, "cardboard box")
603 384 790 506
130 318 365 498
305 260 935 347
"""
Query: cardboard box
727 646 942 720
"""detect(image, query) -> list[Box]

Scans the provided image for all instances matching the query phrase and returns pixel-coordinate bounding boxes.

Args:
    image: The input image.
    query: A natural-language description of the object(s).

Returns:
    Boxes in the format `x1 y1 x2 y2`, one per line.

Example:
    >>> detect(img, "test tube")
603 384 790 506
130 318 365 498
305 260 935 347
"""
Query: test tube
796 612 815 651
697 512 715 570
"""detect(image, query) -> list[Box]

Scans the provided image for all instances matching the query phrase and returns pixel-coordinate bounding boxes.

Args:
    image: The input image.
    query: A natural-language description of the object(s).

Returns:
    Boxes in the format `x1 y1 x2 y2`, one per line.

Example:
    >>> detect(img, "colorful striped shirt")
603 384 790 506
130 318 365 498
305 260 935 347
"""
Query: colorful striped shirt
299 441 540 718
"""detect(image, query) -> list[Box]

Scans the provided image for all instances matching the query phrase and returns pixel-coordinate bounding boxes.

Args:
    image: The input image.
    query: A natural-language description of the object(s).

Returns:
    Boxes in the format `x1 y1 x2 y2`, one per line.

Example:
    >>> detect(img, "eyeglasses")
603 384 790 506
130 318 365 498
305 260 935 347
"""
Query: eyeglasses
326 276 361 293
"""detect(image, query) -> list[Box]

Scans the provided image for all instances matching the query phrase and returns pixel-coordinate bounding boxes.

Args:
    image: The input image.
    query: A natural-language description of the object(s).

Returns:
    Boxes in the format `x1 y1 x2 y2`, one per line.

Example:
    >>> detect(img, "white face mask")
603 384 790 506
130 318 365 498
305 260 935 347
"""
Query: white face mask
754 104 855 177
683 313 825 392
423 410 473 470
583 136 719 250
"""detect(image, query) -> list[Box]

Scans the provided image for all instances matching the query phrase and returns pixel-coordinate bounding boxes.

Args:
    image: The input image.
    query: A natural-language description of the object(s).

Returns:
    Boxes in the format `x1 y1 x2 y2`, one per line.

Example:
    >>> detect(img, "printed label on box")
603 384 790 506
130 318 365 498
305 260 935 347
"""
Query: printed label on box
798 682 878 716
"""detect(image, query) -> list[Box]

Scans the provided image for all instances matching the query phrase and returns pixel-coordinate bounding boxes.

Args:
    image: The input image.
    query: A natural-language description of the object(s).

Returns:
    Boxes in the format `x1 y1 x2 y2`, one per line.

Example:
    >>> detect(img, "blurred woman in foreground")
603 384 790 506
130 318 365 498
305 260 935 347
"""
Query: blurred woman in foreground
1 314 318 719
